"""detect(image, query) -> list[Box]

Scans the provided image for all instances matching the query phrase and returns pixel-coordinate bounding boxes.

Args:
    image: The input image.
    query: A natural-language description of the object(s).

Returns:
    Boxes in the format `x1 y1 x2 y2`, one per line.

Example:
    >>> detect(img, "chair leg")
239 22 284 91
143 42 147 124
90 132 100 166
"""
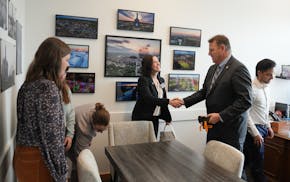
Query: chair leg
113 170 117 182
70 169 78 182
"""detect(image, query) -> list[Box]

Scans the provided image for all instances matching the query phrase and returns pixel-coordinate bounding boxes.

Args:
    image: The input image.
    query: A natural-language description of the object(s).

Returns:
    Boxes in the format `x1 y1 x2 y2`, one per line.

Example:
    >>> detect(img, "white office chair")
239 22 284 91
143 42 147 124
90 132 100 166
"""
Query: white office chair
108 120 157 146
77 149 102 182
108 121 157 181
203 140 245 178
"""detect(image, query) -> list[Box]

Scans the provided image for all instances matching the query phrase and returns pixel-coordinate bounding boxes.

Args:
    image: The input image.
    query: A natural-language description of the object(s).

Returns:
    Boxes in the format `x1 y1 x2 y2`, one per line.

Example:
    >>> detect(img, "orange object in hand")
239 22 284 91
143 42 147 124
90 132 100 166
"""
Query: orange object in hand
203 121 213 132
198 116 213 132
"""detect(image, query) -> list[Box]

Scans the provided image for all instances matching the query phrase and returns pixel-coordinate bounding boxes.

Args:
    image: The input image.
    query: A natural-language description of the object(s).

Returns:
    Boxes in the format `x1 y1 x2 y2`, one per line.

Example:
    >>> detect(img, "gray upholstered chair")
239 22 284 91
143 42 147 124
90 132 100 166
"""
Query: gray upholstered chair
108 121 157 180
77 149 102 182
108 120 157 146
203 140 245 178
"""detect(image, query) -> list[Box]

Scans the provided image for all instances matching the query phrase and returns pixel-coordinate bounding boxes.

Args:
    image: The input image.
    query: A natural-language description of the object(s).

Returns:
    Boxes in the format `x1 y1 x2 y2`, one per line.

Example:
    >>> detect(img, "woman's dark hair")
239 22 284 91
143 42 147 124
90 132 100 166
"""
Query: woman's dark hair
141 55 154 77
92 103 110 126
61 82 70 104
25 37 71 90
255 59 276 76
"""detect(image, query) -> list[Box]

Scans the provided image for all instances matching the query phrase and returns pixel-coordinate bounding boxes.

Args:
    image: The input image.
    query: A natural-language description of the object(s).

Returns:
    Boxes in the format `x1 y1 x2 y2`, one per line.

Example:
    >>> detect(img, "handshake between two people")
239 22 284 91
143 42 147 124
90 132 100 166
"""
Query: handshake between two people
167 97 222 125
169 98 184 108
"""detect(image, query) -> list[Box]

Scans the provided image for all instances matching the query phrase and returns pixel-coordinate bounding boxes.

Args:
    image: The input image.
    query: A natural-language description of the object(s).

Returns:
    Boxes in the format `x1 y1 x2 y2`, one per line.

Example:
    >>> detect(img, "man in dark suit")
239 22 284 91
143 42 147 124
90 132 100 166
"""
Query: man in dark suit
180 35 252 151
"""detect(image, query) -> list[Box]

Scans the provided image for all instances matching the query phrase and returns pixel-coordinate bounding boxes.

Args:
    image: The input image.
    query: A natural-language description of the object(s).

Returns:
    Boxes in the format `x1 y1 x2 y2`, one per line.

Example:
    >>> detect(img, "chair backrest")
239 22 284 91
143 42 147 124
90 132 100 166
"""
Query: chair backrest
203 140 244 178
77 149 102 182
108 121 157 146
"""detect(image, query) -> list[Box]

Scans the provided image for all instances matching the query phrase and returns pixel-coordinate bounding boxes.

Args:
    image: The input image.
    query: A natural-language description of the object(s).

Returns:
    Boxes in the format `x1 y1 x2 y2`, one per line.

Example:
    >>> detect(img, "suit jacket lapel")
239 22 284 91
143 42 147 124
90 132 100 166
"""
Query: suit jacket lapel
207 57 234 96
158 77 166 98
148 77 158 97
206 65 218 96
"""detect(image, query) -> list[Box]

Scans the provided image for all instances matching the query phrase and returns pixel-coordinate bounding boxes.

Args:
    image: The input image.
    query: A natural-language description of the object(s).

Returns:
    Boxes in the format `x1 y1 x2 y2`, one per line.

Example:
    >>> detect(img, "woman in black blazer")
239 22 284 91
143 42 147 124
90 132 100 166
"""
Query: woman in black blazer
132 55 180 137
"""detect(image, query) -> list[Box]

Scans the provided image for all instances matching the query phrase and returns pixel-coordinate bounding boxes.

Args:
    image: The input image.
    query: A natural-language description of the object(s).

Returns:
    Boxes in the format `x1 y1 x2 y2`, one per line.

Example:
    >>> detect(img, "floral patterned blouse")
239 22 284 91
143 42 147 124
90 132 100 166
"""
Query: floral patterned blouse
16 79 67 182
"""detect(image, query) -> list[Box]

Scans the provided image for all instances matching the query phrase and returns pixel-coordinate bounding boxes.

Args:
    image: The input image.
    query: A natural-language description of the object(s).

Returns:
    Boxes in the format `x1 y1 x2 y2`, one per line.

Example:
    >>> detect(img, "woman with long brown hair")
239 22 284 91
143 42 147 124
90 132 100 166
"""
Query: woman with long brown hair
132 55 181 137
14 37 71 182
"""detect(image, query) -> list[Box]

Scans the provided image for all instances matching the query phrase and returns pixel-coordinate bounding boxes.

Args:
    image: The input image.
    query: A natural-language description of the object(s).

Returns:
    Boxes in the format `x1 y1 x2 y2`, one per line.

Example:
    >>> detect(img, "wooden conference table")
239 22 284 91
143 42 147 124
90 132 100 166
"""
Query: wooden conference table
105 140 244 182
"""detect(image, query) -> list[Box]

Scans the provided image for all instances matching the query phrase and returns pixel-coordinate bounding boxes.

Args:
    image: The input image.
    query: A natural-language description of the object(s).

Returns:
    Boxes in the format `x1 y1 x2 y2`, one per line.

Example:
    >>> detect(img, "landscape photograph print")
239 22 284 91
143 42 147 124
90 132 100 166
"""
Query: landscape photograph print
68 44 89 68
105 35 161 77
115 81 138 101
281 65 290 79
170 27 201 47
1 39 16 92
117 9 154 32
55 14 98 39
0 0 7 30
8 0 16 40
66 72 95 93
173 50 195 70
168 73 199 92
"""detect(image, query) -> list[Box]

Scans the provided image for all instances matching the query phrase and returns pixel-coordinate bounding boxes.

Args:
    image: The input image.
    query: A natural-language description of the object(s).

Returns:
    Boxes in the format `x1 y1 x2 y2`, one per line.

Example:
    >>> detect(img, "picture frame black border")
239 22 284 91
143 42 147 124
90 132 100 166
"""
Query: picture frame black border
66 72 95 93
115 81 138 102
274 102 289 118
117 9 155 32
281 65 290 79
0 0 8 30
8 0 16 40
104 35 162 77
55 14 98 39
0 39 16 92
169 26 202 47
16 20 22 75
168 73 200 92
173 49 196 70
67 44 90 69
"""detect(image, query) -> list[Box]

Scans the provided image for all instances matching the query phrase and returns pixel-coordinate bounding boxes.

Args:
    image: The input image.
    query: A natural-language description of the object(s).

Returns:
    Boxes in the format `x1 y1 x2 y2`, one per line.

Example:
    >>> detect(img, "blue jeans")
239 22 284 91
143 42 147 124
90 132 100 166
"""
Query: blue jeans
244 125 268 182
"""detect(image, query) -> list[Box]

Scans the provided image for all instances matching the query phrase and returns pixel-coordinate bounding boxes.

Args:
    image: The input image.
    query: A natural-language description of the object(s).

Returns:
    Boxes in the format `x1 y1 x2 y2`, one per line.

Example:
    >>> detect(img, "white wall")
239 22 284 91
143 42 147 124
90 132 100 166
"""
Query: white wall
18 0 290 174
0 0 25 181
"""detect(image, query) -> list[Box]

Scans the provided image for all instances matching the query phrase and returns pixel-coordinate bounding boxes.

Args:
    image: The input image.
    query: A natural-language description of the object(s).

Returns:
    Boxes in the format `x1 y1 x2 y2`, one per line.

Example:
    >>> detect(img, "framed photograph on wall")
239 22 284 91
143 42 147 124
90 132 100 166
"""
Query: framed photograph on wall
116 81 138 101
168 73 199 92
1 39 16 92
55 14 98 39
66 72 95 93
117 9 154 32
105 35 161 77
169 27 201 47
173 50 195 70
68 44 89 68
0 0 8 30
8 0 16 40
281 65 290 79
16 20 22 74
274 102 289 118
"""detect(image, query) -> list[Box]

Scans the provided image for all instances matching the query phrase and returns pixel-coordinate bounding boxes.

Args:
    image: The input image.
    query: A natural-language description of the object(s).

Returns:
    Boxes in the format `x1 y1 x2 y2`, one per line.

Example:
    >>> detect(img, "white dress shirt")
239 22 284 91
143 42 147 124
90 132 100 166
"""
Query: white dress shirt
247 78 271 137
153 81 163 116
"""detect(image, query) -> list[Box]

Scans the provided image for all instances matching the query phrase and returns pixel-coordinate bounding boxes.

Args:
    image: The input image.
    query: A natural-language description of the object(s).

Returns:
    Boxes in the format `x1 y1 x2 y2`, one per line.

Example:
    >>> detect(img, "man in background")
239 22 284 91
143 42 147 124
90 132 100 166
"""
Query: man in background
244 59 276 182
179 35 252 151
